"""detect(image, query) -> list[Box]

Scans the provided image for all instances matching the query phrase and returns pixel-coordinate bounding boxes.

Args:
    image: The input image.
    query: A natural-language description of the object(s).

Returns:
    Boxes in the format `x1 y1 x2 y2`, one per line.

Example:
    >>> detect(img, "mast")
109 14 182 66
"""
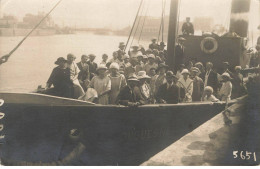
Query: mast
229 0 251 37
166 0 179 71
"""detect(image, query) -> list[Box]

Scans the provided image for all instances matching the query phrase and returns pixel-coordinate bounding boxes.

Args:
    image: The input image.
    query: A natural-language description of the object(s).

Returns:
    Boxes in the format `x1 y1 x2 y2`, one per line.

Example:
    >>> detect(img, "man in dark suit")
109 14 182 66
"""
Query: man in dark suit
182 17 194 35
175 37 186 71
87 54 98 80
156 71 180 104
77 55 90 91
201 62 219 94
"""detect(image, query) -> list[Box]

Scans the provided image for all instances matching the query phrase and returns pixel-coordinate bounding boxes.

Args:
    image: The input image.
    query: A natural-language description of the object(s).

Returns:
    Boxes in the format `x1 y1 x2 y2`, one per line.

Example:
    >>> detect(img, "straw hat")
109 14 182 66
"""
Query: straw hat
221 72 232 79
158 63 168 69
137 71 151 80
96 64 107 71
235 66 242 70
190 67 200 73
148 54 155 59
181 69 190 75
166 71 177 79
109 62 119 70
128 74 139 82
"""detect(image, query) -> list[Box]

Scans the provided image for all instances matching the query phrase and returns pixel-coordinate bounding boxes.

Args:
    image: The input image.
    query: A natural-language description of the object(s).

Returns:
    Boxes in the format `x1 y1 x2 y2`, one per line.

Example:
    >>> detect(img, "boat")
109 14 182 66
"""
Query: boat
0 0 259 166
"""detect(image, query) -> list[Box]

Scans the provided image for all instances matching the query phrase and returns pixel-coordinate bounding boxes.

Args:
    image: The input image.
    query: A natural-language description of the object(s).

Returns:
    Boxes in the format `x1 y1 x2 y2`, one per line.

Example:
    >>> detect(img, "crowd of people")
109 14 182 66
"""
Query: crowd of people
45 38 251 106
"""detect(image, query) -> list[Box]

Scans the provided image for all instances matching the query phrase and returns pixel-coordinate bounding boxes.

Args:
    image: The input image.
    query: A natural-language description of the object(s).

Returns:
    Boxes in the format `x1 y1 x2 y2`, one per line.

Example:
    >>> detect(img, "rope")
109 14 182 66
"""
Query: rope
0 0 63 65
161 0 167 42
124 0 144 52
129 0 146 48
138 0 150 44
157 0 164 43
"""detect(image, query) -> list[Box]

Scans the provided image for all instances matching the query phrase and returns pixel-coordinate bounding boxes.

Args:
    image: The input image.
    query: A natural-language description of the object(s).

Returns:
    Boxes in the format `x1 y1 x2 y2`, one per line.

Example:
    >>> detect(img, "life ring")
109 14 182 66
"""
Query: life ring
200 37 218 54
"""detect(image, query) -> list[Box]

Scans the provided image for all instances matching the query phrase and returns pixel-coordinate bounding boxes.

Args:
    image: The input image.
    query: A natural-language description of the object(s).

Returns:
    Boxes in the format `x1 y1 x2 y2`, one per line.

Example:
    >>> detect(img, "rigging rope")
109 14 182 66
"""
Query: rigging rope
129 0 146 49
138 0 151 44
161 0 167 42
124 0 144 52
0 0 63 65
157 0 166 43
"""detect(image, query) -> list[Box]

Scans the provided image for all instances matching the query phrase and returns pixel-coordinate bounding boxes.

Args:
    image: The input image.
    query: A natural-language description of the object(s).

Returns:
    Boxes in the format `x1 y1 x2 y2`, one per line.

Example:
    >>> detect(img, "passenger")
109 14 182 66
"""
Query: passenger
152 49 159 57
158 42 167 59
139 45 146 55
182 17 194 35
154 63 168 96
116 53 125 68
202 86 219 102
144 54 158 74
109 51 119 64
137 71 151 104
201 62 219 94
194 62 205 79
89 64 111 105
77 55 90 91
116 75 145 106
87 54 98 80
142 55 148 65
117 42 126 59
177 69 193 102
149 38 159 50
100 54 108 65
129 45 139 58
145 48 153 55
46 57 73 98
249 45 260 68
108 63 127 104
156 71 179 104
190 67 204 101
231 66 245 99
136 53 145 73
218 73 232 101
149 67 157 103
222 62 233 75
123 55 131 67
176 64 185 79
175 37 186 71
125 57 138 78
67 53 85 99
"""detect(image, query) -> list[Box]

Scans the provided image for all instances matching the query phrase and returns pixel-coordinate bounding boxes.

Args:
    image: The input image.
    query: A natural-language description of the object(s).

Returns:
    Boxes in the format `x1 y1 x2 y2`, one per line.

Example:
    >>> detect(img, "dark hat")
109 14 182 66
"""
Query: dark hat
128 74 139 82
89 54 96 58
151 37 157 41
55 57 67 65
166 71 177 79
159 42 166 46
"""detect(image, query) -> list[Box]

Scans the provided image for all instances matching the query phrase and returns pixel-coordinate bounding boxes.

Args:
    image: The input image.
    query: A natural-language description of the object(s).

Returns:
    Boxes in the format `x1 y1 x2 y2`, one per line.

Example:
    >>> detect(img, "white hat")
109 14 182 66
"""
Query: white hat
109 62 119 70
148 54 155 59
137 52 143 57
137 71 151 79
235 66 242 70
204 86 214 93
96 64 107 71
221 72 232 79
181 69 190 75
190 67 200 73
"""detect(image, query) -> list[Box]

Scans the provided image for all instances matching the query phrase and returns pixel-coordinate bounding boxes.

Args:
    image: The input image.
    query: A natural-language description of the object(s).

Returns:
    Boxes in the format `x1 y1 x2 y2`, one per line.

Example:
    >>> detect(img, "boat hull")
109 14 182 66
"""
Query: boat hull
0 93 230 165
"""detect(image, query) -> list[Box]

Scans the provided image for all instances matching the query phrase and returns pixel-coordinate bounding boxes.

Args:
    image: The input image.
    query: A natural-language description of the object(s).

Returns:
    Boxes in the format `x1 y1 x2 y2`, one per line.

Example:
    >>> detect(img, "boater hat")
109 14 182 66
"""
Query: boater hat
128 74 139 82
221 72 232 79
166 71 177 79
96 64 107 71
137 71 151 80
190 67 200 73
55 57 67 65
181 69 190 75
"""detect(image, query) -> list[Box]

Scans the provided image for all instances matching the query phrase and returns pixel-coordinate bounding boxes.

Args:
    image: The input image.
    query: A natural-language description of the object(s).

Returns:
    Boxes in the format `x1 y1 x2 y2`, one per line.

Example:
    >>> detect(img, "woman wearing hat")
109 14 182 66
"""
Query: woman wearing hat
218 72 232 101
108 63 127 104
154 63 168 96
177 69 193 102
116 74 145 106
136 53 145 73
46 57 73 98
137 71 151 104
89 64 111 105
231 66 245 99
144 54 158 74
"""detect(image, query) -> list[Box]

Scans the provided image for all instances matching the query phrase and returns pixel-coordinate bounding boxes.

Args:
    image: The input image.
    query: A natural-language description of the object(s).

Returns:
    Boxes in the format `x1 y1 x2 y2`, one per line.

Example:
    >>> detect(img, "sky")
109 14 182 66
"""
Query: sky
0 0 259 30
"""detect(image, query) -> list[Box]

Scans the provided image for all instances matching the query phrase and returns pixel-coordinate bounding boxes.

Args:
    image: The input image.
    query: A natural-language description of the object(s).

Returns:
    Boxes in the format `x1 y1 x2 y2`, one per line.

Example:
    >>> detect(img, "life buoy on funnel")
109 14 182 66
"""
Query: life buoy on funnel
200 37 218 54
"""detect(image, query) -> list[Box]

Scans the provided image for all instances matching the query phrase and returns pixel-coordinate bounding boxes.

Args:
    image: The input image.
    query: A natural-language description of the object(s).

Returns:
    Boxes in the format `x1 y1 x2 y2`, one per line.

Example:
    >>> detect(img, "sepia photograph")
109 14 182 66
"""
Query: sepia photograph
0 0 259 166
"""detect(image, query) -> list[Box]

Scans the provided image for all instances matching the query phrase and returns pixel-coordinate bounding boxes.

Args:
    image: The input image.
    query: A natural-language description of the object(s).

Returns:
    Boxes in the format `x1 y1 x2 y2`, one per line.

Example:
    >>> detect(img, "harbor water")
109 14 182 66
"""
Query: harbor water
0 32 150 92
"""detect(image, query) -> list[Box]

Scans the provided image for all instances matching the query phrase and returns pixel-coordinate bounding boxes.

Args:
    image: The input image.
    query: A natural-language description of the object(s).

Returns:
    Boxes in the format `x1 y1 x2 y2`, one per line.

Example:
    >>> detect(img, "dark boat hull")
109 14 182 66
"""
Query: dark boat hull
0 93 231 165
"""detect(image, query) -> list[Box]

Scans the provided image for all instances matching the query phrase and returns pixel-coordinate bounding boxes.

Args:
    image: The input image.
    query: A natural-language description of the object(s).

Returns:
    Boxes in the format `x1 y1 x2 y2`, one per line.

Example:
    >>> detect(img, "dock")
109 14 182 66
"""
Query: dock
142 97 259 166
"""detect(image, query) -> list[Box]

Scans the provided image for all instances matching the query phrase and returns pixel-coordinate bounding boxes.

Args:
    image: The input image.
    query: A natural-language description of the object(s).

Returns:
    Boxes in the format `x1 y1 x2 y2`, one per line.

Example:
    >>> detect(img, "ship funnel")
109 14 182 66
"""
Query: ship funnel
229 0 251 37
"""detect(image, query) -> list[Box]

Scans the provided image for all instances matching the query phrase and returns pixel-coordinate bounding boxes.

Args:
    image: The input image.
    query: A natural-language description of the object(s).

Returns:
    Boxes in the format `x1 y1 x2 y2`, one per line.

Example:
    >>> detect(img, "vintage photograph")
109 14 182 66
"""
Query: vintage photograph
0 0 259 166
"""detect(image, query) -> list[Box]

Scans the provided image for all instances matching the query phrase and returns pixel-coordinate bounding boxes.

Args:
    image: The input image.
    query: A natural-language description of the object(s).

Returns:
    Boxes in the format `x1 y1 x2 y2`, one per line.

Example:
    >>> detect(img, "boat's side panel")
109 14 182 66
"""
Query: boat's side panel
0 103 225 165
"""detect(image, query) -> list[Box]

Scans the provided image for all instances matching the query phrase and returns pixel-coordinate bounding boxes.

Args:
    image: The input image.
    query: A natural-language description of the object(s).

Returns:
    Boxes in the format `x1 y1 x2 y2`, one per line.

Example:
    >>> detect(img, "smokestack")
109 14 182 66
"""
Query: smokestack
229 0 251 37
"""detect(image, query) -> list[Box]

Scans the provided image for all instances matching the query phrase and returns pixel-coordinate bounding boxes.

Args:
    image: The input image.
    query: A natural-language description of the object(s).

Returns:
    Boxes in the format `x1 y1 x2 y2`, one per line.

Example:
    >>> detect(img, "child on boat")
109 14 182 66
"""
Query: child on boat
202 86 219 102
